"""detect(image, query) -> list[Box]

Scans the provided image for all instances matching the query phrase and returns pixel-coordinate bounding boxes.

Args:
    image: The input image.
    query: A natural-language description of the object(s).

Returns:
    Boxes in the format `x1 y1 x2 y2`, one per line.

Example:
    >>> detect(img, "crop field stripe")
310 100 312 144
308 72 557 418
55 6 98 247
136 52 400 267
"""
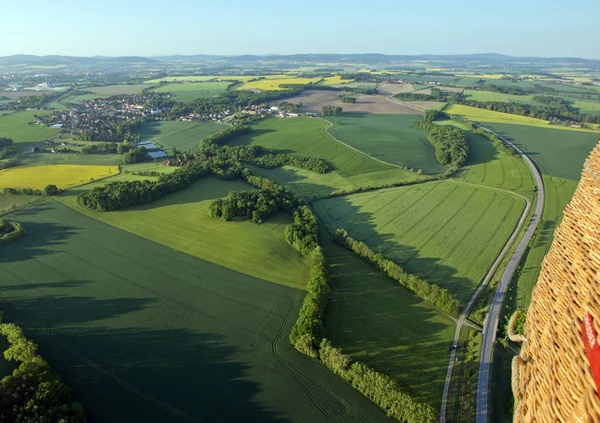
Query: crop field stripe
366 182 446 242
401 189 479 263
424 192 497 279
321 190 391 223
375 184 460 250
348 184 440 237
450 198 518 295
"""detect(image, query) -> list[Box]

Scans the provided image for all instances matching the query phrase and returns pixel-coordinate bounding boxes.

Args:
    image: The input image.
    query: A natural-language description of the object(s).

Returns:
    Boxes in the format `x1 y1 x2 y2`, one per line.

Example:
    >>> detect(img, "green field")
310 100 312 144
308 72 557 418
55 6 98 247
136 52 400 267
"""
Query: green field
455 131 534 192
314 181 526 304
0 192 42 215
150 82 231 102
134 121 227 153
228 118 421 197
324 114 447 175
0 111 58 148
88 85 148 95
0 200 390 423
61 177 309 289
569 99 600 114
463 90 537 105
324 240 455 408
487 123 599 180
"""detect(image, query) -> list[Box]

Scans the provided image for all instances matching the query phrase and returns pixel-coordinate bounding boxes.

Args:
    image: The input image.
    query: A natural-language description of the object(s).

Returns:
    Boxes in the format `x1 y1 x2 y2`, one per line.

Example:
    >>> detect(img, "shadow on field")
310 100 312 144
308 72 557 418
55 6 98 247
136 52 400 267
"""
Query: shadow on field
0 294 291 423
315 189 465 296
463 130 499 167
322 239 454 406
0 219 79 264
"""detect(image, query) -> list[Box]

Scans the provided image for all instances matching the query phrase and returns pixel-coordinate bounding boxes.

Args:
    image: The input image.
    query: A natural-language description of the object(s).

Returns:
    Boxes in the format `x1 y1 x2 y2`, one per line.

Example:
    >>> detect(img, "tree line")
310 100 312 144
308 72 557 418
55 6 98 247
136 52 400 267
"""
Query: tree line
0 323 86 422
210 173 436 422
414 112 468 171
77 158 246 211
321 106 343 116
0 138 18 160
334 229 460 315
460 99 600 124
3 185 59 197
199 126 332 173
319 340 436 423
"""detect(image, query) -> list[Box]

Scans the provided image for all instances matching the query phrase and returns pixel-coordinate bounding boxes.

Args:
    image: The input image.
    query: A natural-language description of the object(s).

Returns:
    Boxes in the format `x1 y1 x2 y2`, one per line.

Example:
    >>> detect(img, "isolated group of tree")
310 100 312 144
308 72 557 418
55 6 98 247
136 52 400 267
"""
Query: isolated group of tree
321 106 343 116
0 219 25 244
414 110 468 171
0 323 86 422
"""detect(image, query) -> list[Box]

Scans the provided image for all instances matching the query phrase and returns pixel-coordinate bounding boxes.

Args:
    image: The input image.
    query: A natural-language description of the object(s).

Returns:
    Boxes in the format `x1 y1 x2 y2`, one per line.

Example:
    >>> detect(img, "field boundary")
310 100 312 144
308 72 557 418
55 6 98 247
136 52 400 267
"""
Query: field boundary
314 117 408 170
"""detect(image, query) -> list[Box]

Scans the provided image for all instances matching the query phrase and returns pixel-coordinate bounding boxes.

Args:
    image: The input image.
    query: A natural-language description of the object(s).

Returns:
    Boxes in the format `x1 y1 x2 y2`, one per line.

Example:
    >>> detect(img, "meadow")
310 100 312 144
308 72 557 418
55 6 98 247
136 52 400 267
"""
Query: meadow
0 192 42 215
235 76 323 91
445 104 598 132
0 111 59 148
150 82 232 102
0 164 118 190
455 130 534 192
324 114 447 174
314 181 526 304
0 200 390 423
61 177 309 289
227 117 421 197
134 121 227 152
323 240 455 408
87 85 148 95
569 99 600 114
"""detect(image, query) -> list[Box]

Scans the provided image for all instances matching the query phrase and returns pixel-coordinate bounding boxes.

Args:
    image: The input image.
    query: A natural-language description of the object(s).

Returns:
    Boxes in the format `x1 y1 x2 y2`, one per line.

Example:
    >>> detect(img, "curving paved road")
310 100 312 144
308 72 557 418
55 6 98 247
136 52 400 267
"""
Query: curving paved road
473 125 544 423
438 122 544 422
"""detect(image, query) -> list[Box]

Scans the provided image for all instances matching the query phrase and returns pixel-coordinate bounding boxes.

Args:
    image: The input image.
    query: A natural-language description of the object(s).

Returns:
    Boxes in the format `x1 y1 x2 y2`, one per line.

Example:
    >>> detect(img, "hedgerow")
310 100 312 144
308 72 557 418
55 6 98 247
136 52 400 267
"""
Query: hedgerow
334 229 460 315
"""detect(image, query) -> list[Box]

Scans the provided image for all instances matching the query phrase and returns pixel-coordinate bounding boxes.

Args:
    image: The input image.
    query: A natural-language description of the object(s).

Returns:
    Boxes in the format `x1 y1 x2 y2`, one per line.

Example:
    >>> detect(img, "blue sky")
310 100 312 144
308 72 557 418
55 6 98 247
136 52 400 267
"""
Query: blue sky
2 0 599 58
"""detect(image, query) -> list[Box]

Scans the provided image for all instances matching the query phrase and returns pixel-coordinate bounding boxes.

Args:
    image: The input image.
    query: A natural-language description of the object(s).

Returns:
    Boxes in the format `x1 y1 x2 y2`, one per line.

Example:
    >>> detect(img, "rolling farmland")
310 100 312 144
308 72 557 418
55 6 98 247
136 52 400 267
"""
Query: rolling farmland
150 82 232 102
235 76 323 91
456 131 534 192
0 200 390 423
227 117 421 197
134 121 227 152
324 114 447 174
87 84 148 95
61 177 310 289
0 164 118 189
314 181 526 304
446 104 599 132
324 240 456 408
487 123 599 180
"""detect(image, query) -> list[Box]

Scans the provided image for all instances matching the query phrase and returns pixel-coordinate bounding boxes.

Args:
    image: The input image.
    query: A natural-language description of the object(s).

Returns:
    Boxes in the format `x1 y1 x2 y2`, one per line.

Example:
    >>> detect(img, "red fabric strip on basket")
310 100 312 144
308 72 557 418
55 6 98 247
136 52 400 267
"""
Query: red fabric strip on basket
582 312 600 395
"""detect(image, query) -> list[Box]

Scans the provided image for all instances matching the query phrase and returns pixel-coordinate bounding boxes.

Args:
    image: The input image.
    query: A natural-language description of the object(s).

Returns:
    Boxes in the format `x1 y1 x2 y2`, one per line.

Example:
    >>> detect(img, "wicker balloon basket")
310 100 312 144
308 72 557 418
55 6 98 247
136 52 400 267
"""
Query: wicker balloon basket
512 141 600 422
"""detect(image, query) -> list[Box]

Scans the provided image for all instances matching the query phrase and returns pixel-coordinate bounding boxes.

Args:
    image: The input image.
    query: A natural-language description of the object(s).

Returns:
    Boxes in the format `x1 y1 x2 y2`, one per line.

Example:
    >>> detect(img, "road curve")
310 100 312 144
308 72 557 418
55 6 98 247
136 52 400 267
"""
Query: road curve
474 125 544 422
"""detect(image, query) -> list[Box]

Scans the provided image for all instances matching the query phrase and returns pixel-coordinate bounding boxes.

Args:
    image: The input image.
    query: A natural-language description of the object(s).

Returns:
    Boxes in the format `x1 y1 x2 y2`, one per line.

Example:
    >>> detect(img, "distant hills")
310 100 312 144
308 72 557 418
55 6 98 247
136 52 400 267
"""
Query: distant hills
0 53 598 68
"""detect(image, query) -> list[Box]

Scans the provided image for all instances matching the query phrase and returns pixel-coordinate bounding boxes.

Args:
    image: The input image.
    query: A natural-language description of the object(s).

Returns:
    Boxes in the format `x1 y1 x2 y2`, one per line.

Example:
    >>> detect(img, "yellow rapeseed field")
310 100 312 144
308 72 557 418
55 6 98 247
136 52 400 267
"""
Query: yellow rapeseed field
321 75 349 85
0 165 119 189
235 75 323 91
446 104 599 133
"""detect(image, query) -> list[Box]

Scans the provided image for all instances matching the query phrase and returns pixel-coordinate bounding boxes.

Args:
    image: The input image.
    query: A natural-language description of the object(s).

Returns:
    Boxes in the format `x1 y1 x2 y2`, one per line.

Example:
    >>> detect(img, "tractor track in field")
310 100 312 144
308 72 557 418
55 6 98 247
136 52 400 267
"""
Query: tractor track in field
0 290 204 423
